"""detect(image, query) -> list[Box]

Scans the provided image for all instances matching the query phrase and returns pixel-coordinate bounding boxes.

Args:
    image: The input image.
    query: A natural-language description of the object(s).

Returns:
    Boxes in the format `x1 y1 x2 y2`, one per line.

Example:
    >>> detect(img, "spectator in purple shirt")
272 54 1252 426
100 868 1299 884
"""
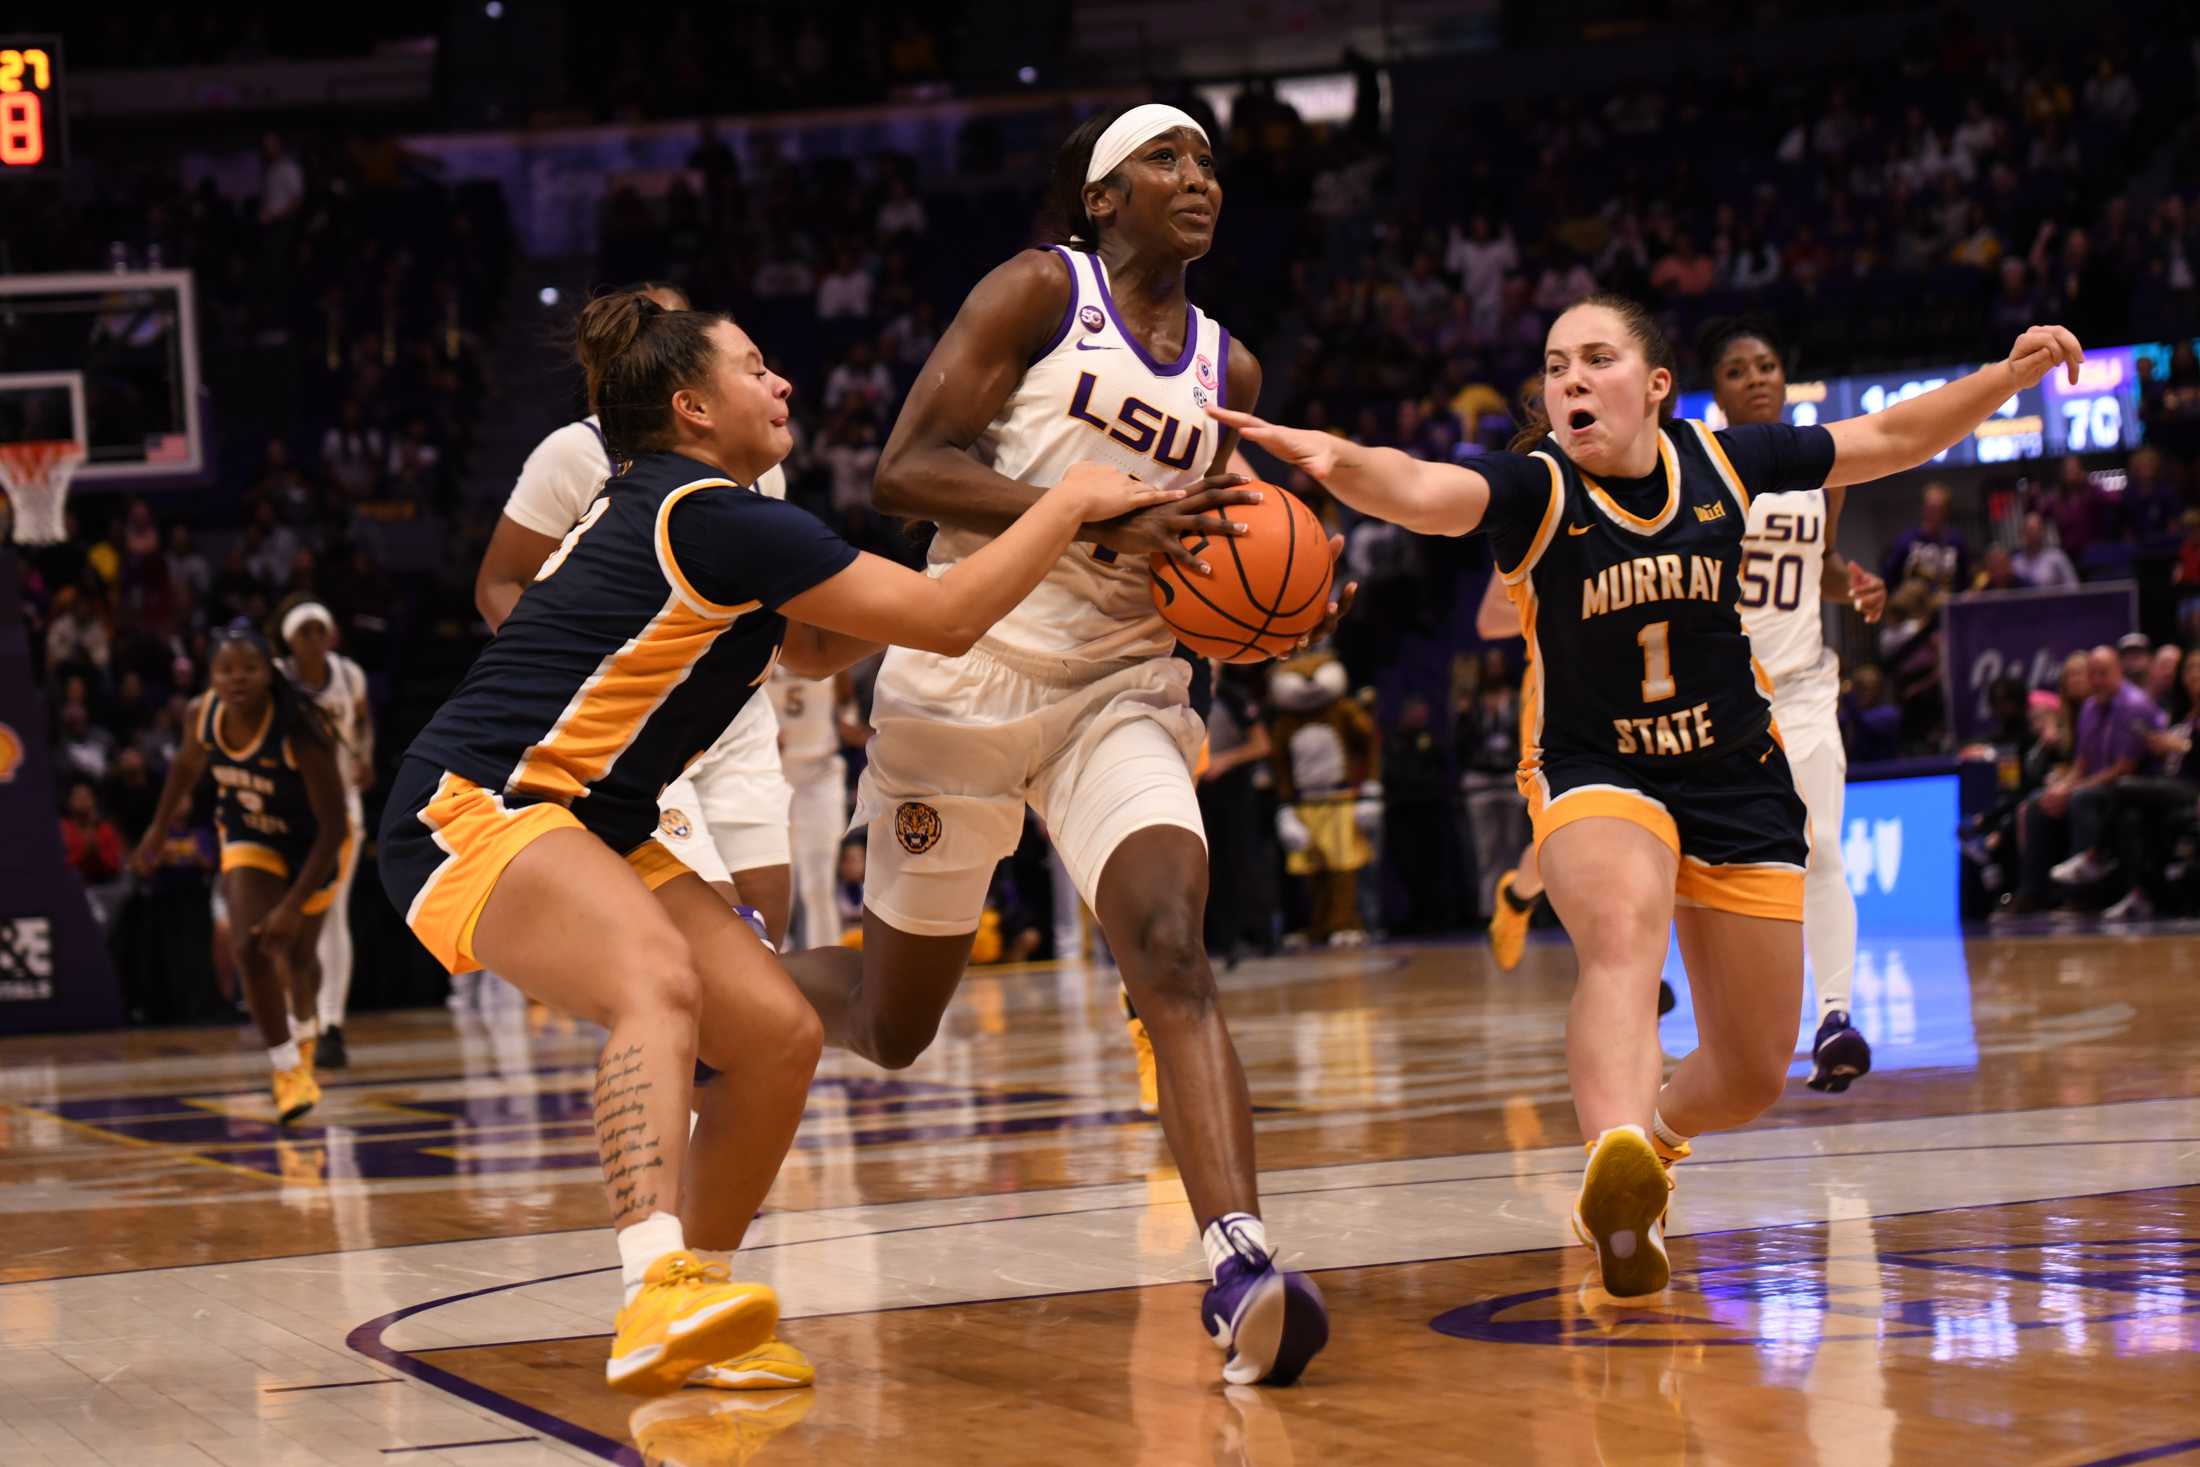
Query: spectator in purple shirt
2015 644 2165 909
1881 482 1971 592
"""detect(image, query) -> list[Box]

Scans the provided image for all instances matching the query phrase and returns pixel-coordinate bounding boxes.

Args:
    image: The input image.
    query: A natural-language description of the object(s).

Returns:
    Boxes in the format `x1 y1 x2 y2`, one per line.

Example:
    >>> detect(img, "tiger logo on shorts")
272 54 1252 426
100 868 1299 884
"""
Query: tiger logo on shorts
895 801 943 854
659 808 693 841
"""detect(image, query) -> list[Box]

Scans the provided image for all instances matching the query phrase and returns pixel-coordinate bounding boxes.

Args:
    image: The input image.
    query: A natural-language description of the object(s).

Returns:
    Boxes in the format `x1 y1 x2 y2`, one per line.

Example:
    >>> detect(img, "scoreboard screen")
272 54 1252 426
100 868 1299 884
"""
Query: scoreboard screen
0 37 65 176
1674 341 2148 470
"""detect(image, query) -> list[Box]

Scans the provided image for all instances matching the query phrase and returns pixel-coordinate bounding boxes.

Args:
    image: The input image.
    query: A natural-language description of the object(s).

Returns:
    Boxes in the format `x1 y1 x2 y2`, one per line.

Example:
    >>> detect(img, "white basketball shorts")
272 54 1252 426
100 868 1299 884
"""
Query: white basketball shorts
853 644 1206 936
651 696 793 883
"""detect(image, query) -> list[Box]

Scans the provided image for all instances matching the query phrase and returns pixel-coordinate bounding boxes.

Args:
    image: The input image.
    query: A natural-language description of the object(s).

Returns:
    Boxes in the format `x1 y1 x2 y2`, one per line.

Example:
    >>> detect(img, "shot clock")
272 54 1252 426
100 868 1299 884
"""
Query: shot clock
0 37 66 176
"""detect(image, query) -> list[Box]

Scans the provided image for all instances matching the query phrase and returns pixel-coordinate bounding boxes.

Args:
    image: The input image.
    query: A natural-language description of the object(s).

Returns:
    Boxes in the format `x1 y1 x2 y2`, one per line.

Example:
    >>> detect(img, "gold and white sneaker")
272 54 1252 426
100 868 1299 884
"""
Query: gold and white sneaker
1571 1125 1673 1297
689 1335 815 1391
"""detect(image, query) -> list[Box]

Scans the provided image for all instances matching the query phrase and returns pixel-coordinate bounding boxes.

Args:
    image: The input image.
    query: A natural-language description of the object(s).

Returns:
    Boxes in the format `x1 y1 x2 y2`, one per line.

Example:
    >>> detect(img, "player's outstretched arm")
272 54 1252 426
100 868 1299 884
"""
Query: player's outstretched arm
1824 325 2083 488
785 465 1183 658
1206 405 1497 537
130 704 209 876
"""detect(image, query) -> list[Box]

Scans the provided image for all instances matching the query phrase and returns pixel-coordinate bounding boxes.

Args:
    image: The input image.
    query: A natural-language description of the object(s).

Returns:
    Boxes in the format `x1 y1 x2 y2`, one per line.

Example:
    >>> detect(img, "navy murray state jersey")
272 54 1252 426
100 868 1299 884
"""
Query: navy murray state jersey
407 451 857 852
198 694 318 852
1477 420 1836 772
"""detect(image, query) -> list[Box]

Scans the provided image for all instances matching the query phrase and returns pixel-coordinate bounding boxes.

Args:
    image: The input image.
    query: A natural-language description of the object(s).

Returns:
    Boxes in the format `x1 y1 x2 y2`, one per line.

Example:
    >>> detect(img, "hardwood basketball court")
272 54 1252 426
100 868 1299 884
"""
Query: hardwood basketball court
2 929 2197 1465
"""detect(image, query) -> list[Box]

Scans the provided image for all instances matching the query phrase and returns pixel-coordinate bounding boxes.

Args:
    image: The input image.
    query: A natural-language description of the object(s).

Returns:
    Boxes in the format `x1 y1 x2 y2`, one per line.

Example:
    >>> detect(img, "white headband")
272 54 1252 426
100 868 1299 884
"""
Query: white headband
281 601 334 643
1084 104 1208 185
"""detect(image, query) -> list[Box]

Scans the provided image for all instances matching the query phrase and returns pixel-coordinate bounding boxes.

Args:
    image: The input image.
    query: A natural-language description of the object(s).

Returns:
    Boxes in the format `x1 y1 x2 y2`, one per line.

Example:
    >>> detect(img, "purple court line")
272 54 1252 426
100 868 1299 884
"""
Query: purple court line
381 1438 536 1455
22 1130 2200 1288
263 1376 400 1392
347 1267 638 1465
2075 1437 2200 1467
352 1178 2200 1461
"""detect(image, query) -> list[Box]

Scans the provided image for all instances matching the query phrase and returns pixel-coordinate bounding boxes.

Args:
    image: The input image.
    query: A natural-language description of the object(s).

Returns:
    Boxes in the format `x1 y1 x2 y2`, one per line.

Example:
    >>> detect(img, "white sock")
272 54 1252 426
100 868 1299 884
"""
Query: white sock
268 1039 301 1072
1202 1212 1270 1279
292 1015 319 1043
1651 1111 1691 1152
617 1211 687 1307
691 1247 733 1271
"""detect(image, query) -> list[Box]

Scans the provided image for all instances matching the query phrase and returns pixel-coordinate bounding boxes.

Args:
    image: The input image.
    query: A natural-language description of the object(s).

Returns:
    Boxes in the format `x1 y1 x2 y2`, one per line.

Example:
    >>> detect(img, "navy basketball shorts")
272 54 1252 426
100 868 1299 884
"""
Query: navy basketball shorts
1519 727 1809 921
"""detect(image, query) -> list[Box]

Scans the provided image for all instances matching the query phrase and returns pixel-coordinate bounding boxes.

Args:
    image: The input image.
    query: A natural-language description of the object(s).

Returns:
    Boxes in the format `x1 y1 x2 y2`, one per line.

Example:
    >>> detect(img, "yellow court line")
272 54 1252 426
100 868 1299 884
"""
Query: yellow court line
0 1101 284 1186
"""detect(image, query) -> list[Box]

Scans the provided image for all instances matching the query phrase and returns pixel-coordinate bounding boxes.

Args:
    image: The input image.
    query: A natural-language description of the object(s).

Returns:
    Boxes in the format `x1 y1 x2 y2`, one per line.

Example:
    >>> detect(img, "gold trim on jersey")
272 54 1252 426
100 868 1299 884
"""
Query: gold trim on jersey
204 694 274 762
1580 430 1681 536
654 479 766 621
1509 575 1550 810
219 841 290 878
1527 782 1681 857
1498 451 1567 585
1676 854 1804 921
504 594 728 803
405 772 583 975
1684 419 1752 518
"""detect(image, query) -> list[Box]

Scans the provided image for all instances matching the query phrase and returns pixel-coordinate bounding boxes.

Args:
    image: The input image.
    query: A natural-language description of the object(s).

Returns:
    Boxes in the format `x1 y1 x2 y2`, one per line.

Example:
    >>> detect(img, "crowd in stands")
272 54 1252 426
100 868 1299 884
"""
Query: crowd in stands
17 17 2200 984
10 128 513 1012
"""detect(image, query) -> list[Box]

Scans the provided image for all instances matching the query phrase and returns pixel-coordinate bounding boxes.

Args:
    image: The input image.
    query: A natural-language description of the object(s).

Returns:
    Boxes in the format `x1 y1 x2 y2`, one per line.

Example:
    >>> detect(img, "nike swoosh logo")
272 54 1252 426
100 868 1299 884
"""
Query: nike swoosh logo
1075 340 1118 352
1566 522 1591 536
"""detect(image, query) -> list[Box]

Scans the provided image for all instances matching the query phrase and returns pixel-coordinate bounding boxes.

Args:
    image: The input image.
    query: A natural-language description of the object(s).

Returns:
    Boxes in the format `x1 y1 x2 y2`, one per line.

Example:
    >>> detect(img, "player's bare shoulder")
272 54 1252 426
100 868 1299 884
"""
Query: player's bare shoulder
955 248 1078 355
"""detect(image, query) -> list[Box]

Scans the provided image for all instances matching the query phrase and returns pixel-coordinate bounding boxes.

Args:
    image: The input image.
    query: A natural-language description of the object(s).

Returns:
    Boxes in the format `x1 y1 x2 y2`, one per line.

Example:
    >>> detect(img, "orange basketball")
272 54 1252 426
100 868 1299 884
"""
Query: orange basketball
1149 482 1333 663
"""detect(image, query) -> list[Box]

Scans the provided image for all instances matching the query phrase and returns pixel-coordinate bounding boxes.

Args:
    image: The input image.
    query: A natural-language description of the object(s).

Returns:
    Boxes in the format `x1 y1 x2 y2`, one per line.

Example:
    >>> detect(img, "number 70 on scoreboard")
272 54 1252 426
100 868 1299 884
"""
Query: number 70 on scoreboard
0 37 67 176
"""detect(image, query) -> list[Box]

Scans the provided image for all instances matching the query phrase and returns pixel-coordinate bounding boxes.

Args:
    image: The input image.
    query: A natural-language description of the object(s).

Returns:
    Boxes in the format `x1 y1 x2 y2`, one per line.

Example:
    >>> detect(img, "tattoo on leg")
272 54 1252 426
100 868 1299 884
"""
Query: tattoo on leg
593 1041 664 1218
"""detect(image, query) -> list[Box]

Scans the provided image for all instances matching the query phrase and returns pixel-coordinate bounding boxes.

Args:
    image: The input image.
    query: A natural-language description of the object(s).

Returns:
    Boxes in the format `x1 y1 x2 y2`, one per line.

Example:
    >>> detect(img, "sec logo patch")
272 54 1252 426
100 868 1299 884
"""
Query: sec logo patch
1078 305 1105 334
0 722 21 783
659 808 693 841
895 801 942 855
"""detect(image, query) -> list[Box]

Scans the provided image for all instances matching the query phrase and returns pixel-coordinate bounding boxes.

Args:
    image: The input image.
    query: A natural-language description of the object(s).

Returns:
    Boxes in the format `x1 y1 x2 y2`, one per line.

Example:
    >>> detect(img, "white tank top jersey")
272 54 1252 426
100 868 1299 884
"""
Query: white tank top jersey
503 414 787 540
1738 488 1837 692
928 246 1231 670
768 665 840 773
276 650 369 799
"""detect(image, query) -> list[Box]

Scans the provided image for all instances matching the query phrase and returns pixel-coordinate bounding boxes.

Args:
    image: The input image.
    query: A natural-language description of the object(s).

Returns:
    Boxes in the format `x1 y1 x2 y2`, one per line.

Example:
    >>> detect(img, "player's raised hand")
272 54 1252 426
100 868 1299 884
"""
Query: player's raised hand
1051 460 1187 525
1846 564 1887 623
1206 405 1343 483
2003 325 2084 390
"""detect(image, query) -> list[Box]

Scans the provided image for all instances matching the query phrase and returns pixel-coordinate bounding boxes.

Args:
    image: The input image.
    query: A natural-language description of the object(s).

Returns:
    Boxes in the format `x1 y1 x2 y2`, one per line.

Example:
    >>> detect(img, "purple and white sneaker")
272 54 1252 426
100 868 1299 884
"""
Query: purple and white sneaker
1807 1010 1872 1093
1200 1231 1329 1386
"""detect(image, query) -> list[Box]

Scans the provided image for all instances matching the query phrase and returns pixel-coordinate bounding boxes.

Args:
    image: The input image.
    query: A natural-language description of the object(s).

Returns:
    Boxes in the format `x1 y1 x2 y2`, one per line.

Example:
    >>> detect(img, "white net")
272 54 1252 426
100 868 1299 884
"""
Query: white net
0 441 84 546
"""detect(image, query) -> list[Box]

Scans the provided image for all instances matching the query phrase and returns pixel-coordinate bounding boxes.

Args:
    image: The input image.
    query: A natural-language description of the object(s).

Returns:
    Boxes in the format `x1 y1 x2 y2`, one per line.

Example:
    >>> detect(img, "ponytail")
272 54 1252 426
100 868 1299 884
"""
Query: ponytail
574 289 726 459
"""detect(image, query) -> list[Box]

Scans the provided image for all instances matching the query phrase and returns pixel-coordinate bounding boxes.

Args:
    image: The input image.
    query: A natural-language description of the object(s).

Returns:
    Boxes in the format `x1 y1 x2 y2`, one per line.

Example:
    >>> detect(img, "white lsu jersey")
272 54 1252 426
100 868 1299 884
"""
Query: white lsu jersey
768 665 841 776
1738 488 1837 694
277 650 369 801
928 245 1231 669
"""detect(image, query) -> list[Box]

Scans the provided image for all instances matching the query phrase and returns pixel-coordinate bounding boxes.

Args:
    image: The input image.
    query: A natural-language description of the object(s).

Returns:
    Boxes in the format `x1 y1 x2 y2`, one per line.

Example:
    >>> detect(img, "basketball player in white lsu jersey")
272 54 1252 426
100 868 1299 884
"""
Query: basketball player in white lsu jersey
473 285 796 944
1709 319 1887 1090
275 597 373 1069
767 663 853 952
779 104 1341 1387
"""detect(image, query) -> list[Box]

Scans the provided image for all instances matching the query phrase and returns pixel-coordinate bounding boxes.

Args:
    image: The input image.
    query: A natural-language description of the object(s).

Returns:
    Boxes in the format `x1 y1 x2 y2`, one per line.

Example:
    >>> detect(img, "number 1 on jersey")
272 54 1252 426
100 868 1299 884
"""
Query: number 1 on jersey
1637 620 1676 702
